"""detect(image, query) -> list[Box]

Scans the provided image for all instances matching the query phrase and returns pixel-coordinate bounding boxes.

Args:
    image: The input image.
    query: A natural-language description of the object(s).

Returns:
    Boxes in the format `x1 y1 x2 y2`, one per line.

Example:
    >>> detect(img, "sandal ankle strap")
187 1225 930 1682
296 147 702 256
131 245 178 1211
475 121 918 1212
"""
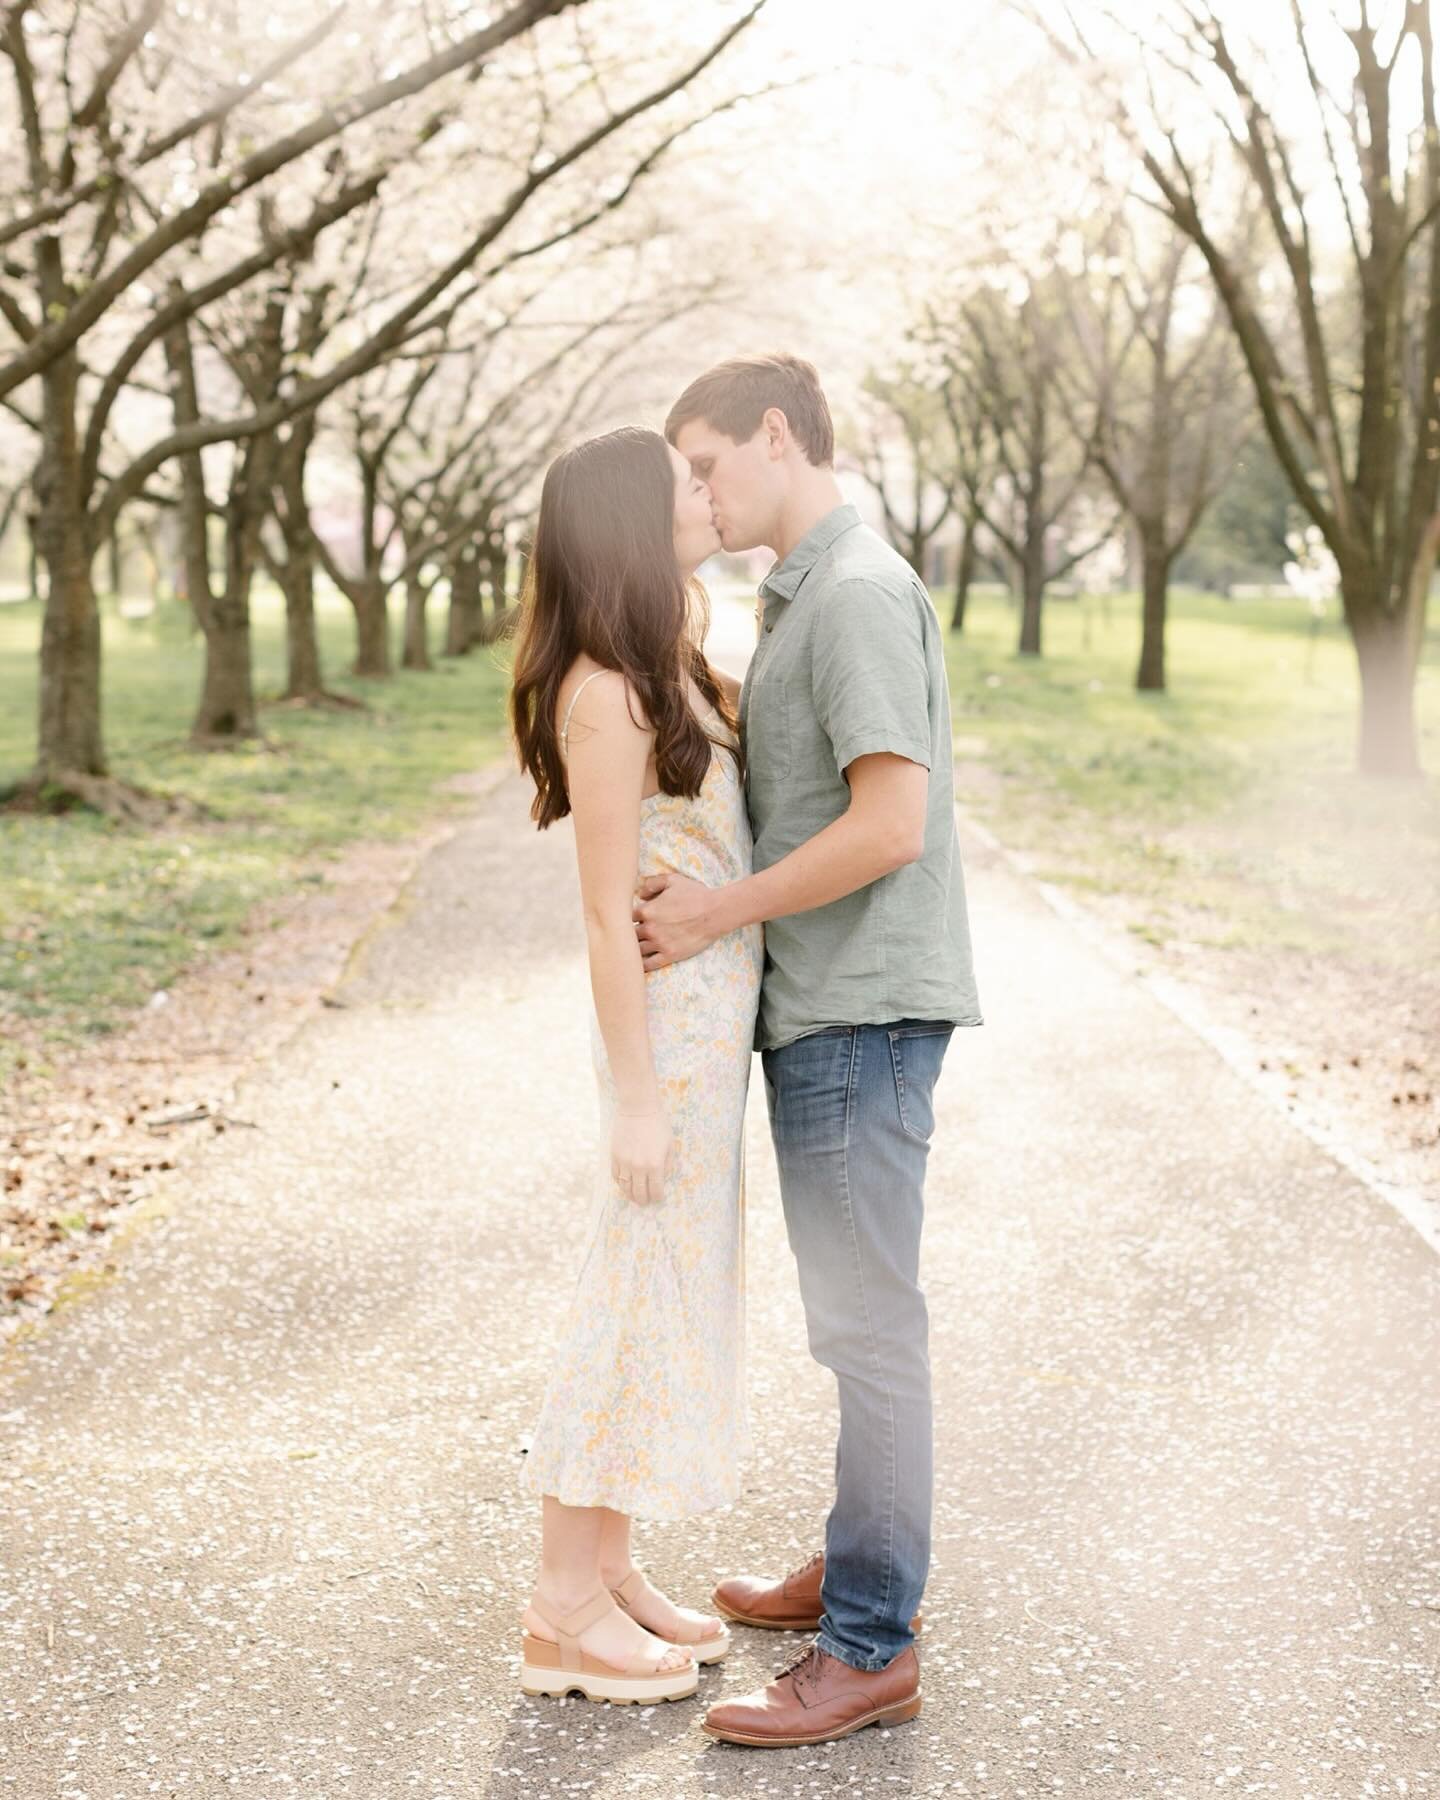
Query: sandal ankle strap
530 1585 615 1670
610 1568 646 1608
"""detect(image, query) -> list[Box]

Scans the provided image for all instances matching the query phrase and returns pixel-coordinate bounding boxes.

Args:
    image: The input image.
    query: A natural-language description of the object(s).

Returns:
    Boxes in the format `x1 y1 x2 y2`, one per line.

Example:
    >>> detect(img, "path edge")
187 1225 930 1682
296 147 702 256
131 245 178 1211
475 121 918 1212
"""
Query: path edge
0 760 513 1392
956 804 1440 1259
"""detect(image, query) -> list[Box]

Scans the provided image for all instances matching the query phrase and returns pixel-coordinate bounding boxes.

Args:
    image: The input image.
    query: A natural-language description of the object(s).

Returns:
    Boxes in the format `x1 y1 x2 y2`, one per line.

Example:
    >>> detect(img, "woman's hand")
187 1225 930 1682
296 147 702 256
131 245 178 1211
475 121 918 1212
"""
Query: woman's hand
610 1104 672 1204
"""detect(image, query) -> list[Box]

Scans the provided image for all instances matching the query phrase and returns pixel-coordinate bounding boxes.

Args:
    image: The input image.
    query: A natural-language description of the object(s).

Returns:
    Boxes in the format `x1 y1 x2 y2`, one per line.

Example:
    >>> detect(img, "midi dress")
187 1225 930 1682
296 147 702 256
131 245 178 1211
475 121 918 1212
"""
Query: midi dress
518 672 764 1520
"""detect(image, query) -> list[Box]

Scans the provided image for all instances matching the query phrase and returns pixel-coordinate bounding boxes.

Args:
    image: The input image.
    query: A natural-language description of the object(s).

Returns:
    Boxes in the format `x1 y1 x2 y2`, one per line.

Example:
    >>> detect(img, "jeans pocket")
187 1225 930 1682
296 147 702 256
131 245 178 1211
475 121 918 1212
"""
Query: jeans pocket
886 1024 953 1143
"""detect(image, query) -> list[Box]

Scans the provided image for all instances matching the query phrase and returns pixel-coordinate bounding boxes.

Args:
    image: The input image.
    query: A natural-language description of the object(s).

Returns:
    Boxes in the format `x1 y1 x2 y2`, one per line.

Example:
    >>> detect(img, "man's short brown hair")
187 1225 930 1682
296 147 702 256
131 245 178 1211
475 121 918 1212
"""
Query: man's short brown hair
665 353 835 467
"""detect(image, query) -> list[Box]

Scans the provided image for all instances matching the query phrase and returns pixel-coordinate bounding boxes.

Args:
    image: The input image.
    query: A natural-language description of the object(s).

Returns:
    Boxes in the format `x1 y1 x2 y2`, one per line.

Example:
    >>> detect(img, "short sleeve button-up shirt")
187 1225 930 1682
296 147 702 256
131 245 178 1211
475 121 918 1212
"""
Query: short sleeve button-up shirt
739 502 984 1053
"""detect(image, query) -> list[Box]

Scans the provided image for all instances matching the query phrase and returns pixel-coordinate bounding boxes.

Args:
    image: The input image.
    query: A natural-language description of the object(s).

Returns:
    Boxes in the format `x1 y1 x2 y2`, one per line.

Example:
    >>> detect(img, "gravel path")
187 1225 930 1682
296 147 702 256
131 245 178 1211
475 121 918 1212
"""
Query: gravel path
2 658 1437 1798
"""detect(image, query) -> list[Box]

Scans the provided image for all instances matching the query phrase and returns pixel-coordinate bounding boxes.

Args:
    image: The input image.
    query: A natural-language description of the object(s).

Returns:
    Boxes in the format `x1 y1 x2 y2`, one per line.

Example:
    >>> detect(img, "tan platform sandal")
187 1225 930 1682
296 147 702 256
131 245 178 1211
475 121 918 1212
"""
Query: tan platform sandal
520 1586 699 1705
610 1566 731 1665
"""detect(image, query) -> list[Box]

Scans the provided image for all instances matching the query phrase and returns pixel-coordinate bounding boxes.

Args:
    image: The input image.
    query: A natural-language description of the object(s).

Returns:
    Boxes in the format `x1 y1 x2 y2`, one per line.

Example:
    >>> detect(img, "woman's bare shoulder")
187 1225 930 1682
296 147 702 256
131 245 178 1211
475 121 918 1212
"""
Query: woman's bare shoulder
558 657 649 738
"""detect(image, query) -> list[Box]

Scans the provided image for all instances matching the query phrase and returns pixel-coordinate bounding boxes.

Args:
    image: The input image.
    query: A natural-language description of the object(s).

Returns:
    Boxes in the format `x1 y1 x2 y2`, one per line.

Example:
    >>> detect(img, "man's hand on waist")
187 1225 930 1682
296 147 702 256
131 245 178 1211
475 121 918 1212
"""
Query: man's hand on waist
633 873 731 970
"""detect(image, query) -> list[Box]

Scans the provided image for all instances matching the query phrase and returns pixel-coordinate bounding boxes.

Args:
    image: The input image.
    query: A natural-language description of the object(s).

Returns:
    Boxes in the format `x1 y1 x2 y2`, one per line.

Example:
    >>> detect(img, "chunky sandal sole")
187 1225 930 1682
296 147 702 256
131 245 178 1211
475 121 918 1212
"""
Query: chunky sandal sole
700 1691 923 1745
520 1663 698 1703
520 1633 697 1704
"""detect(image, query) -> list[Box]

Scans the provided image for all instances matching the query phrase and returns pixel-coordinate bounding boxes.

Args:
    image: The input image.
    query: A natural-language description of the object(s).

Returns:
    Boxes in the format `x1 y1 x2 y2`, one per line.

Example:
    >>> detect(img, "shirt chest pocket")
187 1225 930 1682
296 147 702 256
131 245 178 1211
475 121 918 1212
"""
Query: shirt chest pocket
743 673 792 781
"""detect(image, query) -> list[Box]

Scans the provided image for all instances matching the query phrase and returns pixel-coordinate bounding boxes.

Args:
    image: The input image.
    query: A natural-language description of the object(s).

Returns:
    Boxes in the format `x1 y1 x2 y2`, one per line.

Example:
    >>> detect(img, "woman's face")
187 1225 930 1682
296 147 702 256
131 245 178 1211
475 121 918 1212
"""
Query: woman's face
669 442 721 576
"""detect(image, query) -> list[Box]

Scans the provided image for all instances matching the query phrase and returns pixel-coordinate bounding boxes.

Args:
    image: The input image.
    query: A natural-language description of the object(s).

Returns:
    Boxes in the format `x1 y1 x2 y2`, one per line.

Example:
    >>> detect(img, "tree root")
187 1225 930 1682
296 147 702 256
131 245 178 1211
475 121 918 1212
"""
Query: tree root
0 770 212 826
265 688 371 713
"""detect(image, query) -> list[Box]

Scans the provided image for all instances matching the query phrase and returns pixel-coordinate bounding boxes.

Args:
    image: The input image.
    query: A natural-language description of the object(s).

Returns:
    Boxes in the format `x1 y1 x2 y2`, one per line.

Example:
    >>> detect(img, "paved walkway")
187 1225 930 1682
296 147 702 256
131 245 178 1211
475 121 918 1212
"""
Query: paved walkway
2 609 1437 1799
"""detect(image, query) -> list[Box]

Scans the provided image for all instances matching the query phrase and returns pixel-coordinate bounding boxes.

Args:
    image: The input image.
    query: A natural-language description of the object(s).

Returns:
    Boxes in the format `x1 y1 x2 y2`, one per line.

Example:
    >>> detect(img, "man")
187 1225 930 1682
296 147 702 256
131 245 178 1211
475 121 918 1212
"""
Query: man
632 353 983 1748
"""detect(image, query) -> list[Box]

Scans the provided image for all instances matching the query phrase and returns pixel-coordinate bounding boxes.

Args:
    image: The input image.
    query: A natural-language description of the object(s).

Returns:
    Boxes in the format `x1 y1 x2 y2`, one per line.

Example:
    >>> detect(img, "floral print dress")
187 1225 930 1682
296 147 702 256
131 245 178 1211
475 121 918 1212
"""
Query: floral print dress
519 674 764 1520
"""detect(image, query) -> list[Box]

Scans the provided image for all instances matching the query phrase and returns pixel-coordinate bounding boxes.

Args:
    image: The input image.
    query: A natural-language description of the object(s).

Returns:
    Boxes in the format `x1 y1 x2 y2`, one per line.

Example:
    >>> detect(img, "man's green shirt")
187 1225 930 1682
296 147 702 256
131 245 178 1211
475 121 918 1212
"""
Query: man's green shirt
738 502 984 1053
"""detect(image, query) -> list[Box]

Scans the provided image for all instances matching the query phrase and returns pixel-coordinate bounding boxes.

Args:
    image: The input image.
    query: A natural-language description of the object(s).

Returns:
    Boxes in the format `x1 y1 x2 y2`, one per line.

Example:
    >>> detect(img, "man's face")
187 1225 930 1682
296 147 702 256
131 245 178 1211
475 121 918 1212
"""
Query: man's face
673 417 779 555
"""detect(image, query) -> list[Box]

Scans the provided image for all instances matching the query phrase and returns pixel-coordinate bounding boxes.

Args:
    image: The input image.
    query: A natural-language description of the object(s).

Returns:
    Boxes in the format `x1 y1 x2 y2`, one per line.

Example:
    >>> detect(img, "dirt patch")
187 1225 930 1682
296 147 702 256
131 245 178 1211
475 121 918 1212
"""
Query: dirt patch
985 766 1440 1226
1077 883 1438 1203
962 735 1440 1223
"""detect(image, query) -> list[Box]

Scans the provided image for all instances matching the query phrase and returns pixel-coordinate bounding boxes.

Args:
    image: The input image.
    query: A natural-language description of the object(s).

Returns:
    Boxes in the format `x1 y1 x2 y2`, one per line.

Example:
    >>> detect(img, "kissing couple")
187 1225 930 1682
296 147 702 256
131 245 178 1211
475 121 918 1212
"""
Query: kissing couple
508 352 982 1748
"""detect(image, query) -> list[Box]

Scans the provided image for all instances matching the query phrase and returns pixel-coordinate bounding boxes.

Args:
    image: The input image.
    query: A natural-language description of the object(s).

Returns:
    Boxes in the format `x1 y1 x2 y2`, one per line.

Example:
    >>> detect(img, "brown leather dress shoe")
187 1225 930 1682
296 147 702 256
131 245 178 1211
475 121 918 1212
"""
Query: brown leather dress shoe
701 1642 921 1747
711 1551 923 1634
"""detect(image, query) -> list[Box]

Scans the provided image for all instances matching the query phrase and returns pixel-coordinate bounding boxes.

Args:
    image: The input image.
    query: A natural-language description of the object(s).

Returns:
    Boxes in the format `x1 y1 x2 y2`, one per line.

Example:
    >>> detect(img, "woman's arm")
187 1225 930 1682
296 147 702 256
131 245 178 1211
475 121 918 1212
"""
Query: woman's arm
714 667 742 709
564 671 660 1113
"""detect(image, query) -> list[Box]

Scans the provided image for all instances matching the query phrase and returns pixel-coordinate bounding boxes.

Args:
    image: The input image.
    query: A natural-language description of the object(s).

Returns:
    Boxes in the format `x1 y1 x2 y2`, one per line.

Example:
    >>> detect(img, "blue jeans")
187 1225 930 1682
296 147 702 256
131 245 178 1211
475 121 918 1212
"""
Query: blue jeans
761 1017 955 1672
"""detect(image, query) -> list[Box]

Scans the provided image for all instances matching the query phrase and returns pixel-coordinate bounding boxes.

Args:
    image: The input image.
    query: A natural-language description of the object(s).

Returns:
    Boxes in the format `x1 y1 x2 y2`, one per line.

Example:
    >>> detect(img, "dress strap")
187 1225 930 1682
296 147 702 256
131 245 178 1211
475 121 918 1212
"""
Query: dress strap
559 668 612 750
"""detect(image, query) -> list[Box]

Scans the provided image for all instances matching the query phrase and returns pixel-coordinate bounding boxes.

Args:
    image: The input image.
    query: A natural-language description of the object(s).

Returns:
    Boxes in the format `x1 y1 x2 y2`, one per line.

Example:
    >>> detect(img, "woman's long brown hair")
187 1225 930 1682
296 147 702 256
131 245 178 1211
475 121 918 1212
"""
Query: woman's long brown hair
508 425 742 829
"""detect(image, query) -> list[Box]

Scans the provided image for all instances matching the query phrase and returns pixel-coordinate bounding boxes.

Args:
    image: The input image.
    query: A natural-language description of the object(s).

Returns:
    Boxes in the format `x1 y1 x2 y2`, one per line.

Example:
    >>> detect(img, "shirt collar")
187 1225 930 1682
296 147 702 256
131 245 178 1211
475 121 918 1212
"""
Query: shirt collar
757 502 861 605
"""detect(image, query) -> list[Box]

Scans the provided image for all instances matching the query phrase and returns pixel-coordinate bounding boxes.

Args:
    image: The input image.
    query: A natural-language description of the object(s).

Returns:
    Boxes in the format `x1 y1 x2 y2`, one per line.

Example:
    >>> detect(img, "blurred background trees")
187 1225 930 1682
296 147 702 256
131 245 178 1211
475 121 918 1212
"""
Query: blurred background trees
1 0 1436 806
0 0 771 808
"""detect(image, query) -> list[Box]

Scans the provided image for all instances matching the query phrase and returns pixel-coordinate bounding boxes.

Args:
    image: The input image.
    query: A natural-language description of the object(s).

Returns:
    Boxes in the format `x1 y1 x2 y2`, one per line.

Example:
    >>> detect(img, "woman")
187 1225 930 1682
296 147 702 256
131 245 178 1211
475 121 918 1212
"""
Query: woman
507 426 763 1706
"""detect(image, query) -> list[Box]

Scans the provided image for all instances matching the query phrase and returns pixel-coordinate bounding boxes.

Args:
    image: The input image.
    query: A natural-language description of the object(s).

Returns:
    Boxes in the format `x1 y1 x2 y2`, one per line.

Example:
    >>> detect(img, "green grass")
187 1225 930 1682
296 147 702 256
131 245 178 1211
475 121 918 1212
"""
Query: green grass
3 576 1437 1087
941 585 1440 969
0 582 514 1080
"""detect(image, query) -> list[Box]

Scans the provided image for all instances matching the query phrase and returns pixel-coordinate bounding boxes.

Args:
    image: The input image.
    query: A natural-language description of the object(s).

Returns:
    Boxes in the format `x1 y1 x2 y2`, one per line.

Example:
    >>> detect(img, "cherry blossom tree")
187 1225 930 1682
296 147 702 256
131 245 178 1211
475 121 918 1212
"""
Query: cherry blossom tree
850 367 959 582
1053 208 1252 690
1028 0 1440 775
0 0 767 812
926 268 1119 657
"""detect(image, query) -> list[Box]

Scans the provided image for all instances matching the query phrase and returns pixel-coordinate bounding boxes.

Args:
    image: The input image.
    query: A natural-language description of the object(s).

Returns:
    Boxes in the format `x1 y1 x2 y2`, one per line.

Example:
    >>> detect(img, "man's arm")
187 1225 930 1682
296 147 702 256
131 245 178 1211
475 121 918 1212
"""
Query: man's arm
633 751 928 968
710 751 926 931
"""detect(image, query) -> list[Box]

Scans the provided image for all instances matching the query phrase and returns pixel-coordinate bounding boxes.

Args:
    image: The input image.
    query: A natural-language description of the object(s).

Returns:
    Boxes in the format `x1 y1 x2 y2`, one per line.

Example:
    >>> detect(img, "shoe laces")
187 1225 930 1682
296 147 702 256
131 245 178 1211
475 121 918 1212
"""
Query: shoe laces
779 1641 830 1692
786 1550 823 1583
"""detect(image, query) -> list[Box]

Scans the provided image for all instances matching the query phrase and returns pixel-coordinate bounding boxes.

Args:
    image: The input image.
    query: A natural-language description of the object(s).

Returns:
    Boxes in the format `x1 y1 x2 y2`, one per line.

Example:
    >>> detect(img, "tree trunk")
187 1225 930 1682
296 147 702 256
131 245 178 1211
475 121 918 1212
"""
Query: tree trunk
1351 604 1422 778
1136 529 1170 692
171 421 212 634
280 551 324 698
402 569 431 670
193 582 258 738
1018 396 1048 652
165 506 188 603
190 487 261 740
352 582 391 677
34 348 105 778
950 516 976 633
131 512 162 602
163 308 262 741
276 427 327 701
1018 534 1045 656
1124 518 1144 592
26 506 40 602
446 547 479 654
485 539 510 641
